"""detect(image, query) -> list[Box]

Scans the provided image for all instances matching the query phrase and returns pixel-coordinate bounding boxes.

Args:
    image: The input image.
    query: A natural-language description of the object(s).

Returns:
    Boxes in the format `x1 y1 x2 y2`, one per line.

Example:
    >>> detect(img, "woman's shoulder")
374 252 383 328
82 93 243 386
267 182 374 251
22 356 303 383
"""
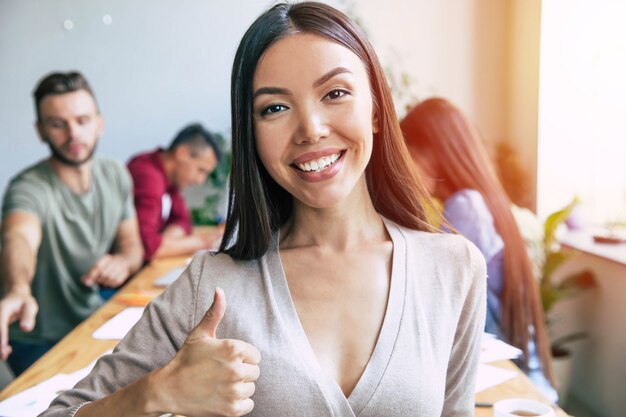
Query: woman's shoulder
169 250 267 325
404 226 482 260
393 222 486 282
188 250 260 284
388 219 479 260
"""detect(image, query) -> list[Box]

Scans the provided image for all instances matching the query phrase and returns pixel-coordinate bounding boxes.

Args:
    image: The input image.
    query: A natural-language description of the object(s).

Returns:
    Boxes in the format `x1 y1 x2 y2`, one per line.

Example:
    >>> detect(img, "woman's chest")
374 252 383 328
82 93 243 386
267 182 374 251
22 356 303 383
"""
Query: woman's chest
280 248 392 395
235 309 447 417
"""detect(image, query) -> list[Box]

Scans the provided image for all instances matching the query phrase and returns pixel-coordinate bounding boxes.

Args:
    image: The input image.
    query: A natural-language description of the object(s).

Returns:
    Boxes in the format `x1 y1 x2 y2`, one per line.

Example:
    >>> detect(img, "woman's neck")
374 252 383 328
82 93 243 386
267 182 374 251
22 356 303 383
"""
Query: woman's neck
280 177 387 251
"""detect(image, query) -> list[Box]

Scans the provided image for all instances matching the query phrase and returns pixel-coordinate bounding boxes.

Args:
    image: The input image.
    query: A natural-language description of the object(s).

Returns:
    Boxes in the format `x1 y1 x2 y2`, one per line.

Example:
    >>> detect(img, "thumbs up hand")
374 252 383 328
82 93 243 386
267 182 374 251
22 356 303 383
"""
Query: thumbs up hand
152 288 261 417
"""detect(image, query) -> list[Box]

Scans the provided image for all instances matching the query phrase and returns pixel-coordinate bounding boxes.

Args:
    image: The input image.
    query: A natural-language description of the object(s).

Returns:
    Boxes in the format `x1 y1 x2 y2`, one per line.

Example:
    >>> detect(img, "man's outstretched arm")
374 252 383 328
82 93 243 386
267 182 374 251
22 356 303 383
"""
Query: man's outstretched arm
0 212 42 359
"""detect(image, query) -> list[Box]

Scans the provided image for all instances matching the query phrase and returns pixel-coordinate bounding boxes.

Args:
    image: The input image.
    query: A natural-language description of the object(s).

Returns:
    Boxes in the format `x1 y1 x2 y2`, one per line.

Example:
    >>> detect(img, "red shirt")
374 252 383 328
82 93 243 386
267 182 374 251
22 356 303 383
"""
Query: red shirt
127 149 192 261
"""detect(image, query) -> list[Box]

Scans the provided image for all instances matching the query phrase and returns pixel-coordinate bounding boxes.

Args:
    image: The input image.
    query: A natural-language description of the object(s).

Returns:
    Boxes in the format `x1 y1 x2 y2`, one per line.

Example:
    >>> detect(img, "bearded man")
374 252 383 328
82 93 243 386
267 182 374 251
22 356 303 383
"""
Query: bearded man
0 71 143 375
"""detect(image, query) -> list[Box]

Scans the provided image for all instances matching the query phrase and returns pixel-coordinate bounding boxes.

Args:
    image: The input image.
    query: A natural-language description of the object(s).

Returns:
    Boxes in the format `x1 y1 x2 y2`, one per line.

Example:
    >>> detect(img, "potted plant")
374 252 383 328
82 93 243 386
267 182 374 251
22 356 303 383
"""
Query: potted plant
190 133 231 226
539 197 596 401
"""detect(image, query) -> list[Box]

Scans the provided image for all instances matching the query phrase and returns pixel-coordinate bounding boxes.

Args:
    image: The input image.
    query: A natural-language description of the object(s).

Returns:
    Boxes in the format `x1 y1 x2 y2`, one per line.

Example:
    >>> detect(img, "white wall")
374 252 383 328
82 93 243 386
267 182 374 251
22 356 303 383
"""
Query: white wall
352 0 508 141
0 0 268 201
0 0 508 203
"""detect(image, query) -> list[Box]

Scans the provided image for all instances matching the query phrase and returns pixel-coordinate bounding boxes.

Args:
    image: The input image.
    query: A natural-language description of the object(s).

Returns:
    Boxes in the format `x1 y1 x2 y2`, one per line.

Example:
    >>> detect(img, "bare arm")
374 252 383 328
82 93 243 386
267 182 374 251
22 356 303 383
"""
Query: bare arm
113 217 144 273
152 225 223 259
0 212 42 359
81 218 144 288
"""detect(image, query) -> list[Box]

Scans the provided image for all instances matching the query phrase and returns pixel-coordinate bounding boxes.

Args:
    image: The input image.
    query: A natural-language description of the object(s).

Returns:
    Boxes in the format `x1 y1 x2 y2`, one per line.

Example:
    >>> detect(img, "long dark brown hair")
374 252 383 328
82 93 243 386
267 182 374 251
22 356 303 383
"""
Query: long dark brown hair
219 2 438 260
401 97 553 382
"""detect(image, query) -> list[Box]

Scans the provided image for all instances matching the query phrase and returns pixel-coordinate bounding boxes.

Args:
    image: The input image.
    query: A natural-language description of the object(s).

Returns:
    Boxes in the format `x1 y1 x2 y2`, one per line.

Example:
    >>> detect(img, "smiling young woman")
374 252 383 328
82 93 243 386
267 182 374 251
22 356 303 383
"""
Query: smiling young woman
40 3 487 417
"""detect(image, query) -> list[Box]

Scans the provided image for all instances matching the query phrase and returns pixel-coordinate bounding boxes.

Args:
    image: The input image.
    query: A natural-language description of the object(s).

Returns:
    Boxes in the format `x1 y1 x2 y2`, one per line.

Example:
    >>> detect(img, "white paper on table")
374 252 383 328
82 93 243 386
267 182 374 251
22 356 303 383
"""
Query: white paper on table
0 351 111 417
92 307 144 340
153 266 186 287
480 333 523 363
475 363 518 393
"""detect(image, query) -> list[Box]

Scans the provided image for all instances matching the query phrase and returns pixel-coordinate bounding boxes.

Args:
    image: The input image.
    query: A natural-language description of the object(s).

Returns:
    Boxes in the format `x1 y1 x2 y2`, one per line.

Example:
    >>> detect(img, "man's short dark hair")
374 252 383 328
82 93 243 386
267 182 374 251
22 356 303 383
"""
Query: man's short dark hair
33 71 98 121
168 123 223 162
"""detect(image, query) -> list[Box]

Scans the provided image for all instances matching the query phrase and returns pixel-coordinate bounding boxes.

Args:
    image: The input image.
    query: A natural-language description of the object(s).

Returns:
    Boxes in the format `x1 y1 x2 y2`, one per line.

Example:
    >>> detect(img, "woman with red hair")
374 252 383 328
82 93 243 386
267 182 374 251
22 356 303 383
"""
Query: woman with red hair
401 97 557 401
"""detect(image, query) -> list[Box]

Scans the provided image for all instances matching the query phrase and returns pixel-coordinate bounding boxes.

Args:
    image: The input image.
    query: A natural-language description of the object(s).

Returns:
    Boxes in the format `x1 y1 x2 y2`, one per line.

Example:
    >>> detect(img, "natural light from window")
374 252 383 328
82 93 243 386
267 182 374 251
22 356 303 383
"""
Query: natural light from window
538 0 626 229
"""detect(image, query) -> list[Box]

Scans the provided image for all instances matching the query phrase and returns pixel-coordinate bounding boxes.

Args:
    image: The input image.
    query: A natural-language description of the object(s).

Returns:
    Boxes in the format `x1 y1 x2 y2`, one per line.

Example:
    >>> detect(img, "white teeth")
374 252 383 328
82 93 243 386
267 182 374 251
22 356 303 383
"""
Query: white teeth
297 152 341 172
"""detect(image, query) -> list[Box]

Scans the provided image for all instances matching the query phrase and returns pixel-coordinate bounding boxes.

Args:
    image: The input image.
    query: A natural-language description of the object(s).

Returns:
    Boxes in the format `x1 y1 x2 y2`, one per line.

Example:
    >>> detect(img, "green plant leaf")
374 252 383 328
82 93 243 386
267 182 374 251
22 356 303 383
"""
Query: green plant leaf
539 196 597 350
543 270 596 315
543 196 579 249
207 133 231 188
542 251 569 284
541 286 559 314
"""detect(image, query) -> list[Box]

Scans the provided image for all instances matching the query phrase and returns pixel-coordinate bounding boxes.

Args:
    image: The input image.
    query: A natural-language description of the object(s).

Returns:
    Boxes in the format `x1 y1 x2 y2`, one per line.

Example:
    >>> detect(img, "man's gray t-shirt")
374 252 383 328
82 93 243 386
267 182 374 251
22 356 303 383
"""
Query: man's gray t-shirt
1 157 135 343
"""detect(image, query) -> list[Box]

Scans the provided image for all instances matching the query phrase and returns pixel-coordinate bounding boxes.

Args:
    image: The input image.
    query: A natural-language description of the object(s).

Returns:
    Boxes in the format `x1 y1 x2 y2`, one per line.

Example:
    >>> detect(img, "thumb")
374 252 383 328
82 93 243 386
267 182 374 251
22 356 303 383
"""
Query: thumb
19 298 38 332
196 287 226 338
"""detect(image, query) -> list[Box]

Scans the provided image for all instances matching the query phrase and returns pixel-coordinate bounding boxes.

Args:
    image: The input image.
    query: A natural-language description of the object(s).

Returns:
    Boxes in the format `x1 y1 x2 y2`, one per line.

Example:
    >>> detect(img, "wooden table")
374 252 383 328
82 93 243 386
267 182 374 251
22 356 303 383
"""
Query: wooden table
0 256 186 400
0 255 567 416
475 361 568 417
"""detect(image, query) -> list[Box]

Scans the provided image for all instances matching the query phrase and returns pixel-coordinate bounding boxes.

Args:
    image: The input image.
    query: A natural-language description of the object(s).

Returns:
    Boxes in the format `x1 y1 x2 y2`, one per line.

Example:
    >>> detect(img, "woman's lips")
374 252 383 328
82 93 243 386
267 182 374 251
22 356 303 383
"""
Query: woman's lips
291 150 345 183
294 151 341 172
291 148 344 165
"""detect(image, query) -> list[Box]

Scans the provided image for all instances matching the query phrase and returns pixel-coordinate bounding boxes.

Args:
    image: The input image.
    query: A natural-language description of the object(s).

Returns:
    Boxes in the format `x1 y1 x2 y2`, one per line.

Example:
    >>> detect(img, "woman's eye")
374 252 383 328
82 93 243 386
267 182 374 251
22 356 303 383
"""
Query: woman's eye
324 89 348 100
261 104 288 116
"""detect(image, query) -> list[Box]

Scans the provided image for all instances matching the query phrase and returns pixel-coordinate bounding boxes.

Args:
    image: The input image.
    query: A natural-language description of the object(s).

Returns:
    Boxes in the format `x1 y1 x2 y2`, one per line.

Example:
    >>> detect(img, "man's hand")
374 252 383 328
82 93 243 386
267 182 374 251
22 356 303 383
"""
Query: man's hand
80 254 131 288
0 212 42 360
150 288 260 417
0 288 38 360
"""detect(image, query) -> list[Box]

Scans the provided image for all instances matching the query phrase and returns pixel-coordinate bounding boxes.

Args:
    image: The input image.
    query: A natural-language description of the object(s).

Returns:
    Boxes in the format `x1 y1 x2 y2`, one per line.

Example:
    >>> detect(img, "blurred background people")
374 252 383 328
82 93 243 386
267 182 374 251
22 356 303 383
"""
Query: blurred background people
0 71 143 376
127 123 223 262
401 97 557 402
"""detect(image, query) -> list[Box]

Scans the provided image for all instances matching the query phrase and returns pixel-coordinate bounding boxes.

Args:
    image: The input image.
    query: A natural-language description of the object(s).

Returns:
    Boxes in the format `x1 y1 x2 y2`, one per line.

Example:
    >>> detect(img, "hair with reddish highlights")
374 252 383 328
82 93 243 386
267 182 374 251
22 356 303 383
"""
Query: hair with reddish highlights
400 97 553 382
220 1 438 260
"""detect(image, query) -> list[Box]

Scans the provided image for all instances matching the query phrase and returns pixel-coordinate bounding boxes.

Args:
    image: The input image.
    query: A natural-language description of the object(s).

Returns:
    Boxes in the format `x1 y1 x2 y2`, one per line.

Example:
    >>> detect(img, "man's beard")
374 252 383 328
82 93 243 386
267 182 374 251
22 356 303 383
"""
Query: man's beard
45 137 98 167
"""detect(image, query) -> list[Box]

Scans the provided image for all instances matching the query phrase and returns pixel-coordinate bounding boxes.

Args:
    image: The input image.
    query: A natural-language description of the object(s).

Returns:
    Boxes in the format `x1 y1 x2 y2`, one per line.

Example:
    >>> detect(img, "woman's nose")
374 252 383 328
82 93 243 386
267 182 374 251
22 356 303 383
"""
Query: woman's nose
294 108 330 144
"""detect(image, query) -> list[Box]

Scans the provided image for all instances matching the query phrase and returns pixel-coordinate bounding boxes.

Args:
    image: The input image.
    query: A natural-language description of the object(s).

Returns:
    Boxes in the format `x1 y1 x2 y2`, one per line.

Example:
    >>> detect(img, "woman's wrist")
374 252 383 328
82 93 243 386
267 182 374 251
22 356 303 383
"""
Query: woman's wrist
140 367 172 416
78 371 168 417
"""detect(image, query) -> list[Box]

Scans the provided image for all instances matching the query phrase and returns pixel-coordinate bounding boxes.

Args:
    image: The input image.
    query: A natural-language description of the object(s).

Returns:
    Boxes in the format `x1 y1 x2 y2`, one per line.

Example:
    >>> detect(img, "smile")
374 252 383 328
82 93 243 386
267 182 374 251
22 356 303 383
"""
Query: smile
295 152 341 173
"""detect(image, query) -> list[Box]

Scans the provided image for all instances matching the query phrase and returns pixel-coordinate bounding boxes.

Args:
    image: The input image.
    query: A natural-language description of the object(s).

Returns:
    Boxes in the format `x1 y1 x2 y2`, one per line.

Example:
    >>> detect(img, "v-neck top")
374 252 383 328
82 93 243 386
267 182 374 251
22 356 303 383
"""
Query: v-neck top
43 219 486 417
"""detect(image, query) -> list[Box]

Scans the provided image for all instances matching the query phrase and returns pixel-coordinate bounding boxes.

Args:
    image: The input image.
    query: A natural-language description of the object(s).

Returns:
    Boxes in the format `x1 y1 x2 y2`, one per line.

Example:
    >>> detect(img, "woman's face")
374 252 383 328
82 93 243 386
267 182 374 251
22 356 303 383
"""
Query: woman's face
252 33 378 210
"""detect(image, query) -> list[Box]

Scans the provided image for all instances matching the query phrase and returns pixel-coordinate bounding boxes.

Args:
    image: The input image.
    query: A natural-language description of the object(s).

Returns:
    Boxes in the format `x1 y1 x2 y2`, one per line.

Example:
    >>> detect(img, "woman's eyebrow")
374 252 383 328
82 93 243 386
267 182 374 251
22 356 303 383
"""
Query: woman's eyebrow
313 67 351 88
253 86 291 99
253 67 353 100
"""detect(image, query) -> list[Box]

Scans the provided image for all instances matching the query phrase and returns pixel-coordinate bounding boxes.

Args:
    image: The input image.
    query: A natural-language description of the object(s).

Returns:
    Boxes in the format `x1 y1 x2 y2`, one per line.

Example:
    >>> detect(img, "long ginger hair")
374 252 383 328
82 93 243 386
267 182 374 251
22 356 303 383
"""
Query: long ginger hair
400 98 553 382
